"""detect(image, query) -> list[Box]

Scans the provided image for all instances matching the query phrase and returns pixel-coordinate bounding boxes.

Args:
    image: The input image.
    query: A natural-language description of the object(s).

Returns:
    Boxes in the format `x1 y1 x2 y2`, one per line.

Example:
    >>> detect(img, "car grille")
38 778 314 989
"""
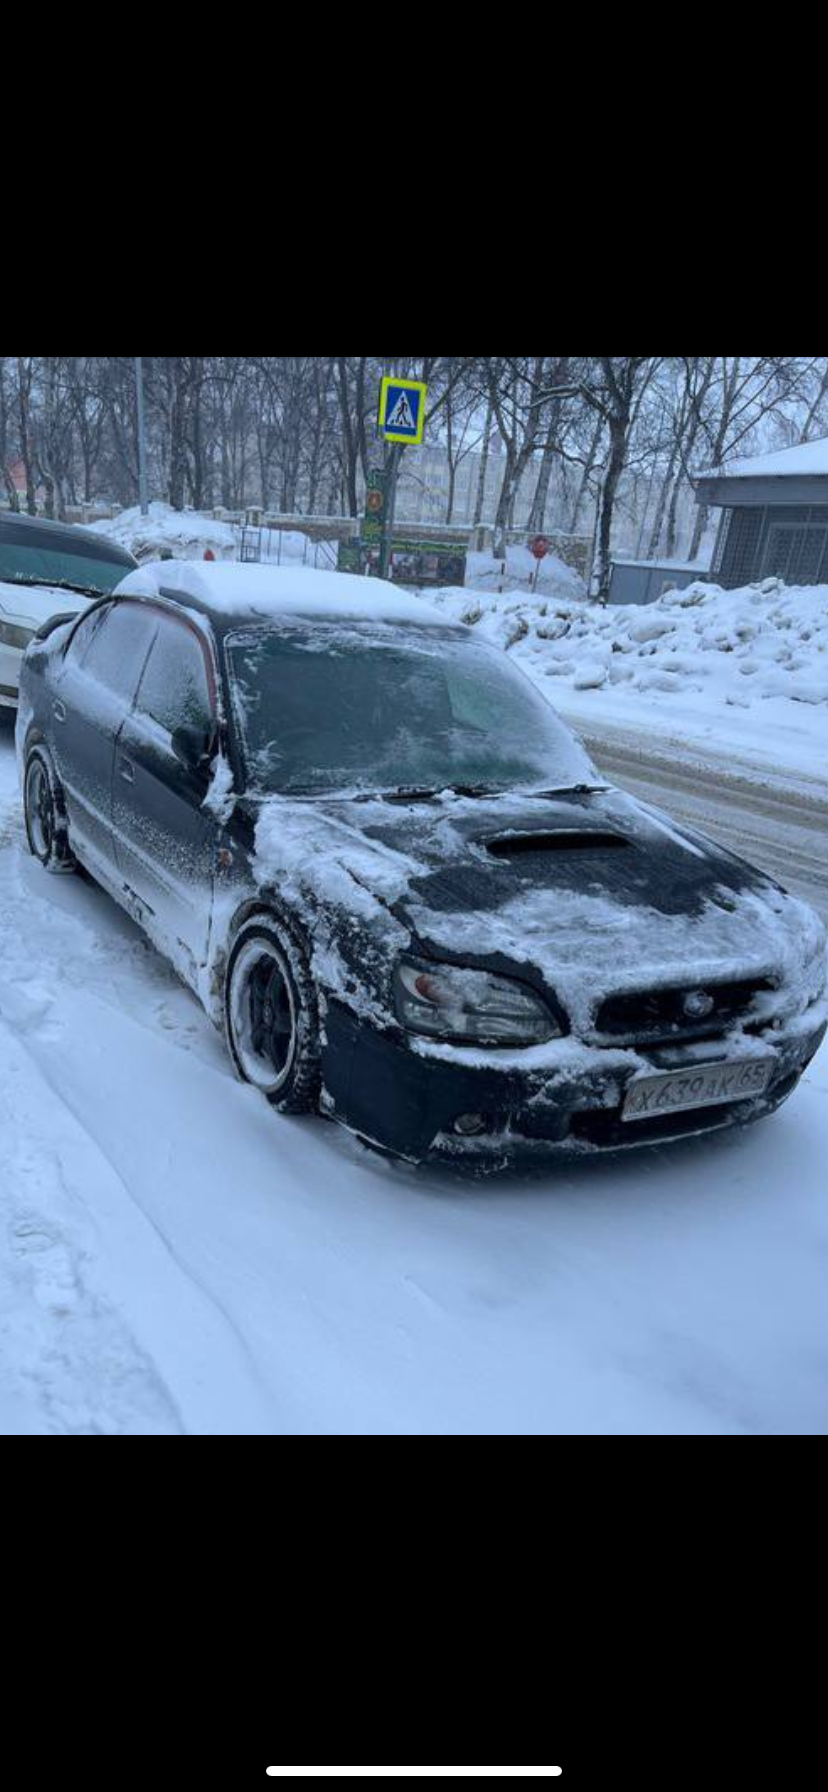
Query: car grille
593 977 774 1045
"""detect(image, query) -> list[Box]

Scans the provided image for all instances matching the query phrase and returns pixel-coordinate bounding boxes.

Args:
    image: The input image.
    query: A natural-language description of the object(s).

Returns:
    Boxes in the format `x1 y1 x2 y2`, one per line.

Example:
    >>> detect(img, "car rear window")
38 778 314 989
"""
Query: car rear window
80 603 159 702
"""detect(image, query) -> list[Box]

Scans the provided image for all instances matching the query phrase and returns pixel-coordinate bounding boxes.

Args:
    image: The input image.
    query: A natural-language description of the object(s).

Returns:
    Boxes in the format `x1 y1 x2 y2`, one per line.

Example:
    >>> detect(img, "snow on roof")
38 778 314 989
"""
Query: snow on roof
115 559 449 626
613 557 706 572
698 435 828 481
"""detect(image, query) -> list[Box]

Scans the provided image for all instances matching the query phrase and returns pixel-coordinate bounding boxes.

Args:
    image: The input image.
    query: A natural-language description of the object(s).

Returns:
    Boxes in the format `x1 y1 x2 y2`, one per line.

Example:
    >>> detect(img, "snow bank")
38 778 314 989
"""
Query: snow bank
466 545 586 600
420 576 828 780
89 501 237 563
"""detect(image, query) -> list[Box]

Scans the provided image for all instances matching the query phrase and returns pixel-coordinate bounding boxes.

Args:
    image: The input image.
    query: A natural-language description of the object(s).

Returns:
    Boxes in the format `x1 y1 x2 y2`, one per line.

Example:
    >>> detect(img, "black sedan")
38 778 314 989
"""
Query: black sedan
17 562 827 1166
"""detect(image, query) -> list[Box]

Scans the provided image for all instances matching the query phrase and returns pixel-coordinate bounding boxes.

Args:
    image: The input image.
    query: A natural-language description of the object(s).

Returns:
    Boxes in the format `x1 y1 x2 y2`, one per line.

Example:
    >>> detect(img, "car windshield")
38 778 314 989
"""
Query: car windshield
225 619 597 797
0 518 134 597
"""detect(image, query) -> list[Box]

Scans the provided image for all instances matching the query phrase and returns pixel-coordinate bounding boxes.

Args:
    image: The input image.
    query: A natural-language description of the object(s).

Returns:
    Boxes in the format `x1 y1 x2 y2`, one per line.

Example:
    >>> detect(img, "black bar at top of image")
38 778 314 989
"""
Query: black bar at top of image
264 1774 566 1784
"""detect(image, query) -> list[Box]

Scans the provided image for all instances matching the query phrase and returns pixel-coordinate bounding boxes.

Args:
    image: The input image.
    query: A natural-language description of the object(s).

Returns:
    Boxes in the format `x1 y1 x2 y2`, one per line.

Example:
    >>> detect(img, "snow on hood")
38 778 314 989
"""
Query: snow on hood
406 879 826 1038
254 800 429 920
0 579 90 627
250 784 828 1037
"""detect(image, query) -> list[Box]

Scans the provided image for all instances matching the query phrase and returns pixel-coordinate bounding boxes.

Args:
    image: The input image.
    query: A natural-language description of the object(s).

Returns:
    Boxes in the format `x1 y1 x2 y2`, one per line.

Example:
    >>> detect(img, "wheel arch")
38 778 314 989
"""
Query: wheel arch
23 729 68 814
21 719 47 757
207 892 313 1016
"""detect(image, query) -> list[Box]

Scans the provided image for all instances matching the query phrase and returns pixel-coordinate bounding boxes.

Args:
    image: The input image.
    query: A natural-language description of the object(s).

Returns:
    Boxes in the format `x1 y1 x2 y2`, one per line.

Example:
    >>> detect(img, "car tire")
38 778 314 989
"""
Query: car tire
23 746 76 874
224 914 321 1114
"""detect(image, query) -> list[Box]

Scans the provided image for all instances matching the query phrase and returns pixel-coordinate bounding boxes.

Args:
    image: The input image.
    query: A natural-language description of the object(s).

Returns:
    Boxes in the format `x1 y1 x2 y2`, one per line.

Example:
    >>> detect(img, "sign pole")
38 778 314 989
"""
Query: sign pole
375 375 428 581
379 443 402 580
135 356 149 517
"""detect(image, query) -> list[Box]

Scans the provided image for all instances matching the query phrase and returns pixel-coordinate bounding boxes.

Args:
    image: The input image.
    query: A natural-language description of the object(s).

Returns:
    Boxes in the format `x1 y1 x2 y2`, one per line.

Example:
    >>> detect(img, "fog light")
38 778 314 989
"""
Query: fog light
453 1111 487 1137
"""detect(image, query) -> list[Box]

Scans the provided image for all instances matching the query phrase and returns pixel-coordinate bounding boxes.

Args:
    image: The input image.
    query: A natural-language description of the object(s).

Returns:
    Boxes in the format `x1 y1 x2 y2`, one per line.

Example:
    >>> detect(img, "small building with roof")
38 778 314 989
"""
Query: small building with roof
694 436 828 588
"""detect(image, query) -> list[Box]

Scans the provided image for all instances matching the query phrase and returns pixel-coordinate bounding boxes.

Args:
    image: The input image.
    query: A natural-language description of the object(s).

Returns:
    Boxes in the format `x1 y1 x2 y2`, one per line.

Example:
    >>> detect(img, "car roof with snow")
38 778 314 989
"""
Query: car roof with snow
114 560 454 633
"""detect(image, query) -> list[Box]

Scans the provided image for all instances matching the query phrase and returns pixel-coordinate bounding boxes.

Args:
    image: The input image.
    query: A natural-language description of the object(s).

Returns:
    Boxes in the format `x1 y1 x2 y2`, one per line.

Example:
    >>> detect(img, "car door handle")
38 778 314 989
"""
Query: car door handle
119 757 135 785
53 700 66 723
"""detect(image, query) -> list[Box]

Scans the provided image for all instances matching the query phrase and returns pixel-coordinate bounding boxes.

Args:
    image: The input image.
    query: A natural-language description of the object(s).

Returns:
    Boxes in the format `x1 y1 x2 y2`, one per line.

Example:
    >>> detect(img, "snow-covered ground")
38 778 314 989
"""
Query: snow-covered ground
426 575 828 790
2 711 827 1435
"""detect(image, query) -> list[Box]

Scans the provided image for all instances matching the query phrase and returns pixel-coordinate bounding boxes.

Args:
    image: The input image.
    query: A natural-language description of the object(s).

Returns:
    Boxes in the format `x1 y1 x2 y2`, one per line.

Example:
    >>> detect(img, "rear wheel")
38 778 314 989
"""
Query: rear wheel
24 747 76 874
224 916 321 1114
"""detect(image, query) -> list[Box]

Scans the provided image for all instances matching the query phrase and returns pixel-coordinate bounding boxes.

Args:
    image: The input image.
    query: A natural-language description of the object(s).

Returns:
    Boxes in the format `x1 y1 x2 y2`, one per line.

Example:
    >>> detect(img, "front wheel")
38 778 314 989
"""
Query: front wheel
224 916 321 1114
24 747 76 874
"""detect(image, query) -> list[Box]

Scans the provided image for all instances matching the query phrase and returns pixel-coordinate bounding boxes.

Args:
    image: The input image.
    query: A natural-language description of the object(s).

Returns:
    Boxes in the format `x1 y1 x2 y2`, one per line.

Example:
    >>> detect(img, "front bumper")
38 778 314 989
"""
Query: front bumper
323 998 827 1166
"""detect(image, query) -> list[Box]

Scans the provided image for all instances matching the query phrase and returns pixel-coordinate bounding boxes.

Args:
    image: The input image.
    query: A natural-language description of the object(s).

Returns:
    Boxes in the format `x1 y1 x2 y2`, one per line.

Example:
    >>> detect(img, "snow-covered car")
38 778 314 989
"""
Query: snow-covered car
16 561 828 1167
0 510 136 709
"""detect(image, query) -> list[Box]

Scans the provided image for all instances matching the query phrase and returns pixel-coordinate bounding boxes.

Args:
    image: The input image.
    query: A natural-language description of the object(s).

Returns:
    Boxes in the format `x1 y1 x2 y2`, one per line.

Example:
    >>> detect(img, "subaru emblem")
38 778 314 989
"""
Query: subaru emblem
683 989 715 1019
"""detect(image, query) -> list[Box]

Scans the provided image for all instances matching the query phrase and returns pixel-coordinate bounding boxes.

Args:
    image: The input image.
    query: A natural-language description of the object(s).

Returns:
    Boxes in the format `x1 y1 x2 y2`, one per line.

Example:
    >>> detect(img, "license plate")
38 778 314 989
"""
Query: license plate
621 1056 775 1122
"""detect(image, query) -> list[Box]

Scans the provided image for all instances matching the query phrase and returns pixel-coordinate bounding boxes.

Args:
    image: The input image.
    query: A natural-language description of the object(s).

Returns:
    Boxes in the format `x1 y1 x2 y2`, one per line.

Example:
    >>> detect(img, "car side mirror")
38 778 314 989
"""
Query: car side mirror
171 724 215 772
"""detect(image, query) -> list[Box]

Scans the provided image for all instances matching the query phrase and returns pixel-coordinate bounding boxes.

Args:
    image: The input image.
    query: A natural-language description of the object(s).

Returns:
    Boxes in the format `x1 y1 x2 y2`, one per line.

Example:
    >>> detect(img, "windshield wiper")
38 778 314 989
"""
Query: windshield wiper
381 782 505 803
529 783 609 797
0 574 107 600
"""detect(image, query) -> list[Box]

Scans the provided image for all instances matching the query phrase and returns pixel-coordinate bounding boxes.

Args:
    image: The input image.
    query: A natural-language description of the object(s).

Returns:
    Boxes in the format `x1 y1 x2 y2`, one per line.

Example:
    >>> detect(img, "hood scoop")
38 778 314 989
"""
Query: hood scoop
484 829 629 859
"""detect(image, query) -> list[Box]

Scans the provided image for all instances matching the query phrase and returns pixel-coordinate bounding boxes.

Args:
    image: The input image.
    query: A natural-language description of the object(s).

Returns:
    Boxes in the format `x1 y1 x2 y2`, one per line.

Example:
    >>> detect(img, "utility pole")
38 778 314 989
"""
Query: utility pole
135 357 149 516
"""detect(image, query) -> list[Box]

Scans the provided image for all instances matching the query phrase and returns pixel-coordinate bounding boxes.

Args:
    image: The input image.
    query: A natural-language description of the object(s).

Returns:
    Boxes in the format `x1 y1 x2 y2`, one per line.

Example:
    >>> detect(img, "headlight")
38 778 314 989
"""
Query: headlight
394 956 560 1046
0 619 35 651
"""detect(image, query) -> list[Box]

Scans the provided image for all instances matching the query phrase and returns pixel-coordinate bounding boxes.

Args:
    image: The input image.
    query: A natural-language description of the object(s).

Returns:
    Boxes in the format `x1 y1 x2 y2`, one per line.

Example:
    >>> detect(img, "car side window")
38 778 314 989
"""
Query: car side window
135 618 213 738
80 603 159 701
66 605 110 664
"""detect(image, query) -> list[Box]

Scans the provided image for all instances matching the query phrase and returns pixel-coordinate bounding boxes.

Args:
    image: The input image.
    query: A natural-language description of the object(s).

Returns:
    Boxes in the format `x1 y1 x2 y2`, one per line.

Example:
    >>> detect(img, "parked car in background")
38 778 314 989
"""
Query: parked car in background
16 561 828 1168
0 511 136 709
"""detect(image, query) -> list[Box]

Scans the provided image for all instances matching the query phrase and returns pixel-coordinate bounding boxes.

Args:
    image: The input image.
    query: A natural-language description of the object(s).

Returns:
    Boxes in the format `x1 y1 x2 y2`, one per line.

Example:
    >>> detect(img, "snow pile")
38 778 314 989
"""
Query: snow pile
256 527 322 566
424 576 828 716
466 545 586 600
89 502 237 563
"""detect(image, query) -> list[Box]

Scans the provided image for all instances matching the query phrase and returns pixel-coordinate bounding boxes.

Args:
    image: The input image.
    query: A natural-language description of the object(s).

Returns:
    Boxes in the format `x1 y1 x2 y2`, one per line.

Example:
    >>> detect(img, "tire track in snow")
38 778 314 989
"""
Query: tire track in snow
0 1013 184 1434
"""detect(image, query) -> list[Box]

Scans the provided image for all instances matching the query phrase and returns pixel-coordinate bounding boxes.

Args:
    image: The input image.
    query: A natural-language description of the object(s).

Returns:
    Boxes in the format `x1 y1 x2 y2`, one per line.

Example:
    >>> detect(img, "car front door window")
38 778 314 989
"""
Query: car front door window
135 621 213 739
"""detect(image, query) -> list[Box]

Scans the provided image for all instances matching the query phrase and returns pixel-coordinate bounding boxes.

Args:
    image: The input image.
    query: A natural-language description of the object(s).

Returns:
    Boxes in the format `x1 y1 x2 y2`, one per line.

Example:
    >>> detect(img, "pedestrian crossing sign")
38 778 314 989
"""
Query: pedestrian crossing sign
378 375 427 445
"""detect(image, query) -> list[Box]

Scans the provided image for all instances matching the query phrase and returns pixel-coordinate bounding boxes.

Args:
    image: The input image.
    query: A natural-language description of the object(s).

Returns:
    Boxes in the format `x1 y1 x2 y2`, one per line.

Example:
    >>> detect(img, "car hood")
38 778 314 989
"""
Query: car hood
0 578 89 627
249 785 826 1035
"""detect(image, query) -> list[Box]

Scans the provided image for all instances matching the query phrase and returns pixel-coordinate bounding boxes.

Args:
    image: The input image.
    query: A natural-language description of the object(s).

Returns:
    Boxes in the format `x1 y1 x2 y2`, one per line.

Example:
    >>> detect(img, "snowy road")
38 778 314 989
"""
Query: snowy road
2 710 827 1435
